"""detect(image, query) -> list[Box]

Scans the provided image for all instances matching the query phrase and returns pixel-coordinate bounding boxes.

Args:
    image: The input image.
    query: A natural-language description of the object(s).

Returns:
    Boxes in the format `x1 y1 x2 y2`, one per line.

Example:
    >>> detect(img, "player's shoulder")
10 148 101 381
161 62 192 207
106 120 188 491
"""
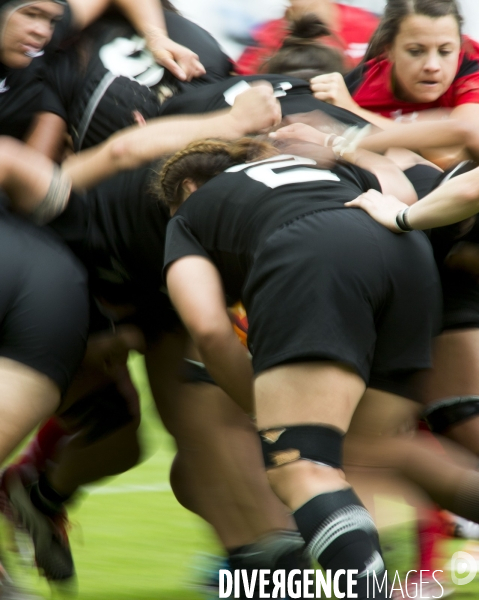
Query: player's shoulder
455 47 479 80
346 57 389 97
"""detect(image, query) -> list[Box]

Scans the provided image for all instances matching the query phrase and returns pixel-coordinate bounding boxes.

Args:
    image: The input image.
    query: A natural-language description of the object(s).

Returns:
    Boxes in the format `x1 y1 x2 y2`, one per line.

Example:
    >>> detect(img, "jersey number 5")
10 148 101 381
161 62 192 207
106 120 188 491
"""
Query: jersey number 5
226 155 340 189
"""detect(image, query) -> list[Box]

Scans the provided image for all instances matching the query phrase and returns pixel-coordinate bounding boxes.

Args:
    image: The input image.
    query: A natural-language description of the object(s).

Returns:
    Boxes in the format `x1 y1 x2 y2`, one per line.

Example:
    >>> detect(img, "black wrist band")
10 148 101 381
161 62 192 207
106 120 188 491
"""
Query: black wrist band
396 208 413 232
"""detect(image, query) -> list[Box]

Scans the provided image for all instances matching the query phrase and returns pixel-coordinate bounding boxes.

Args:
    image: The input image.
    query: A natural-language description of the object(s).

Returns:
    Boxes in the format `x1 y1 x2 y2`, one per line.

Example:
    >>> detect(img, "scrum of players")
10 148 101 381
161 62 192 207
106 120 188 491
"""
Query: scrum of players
2 0 479 598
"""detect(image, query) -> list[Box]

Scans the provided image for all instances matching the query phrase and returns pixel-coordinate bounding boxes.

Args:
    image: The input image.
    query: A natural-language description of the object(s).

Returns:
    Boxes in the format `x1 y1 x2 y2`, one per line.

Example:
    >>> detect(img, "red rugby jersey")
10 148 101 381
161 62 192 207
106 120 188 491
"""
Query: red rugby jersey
236 4 379 75
346 44 479 119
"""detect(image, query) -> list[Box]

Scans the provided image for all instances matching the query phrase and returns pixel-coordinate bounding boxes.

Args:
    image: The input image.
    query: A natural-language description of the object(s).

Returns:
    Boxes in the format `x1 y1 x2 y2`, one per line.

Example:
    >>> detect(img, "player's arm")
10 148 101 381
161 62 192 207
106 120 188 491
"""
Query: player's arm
63 83 282 190
272 122 418 205
346 167 479 231
166 256 254 414
68 0 204 80
0 137 69 222
310 73 397 130
25 113 68 162
357 117 479 162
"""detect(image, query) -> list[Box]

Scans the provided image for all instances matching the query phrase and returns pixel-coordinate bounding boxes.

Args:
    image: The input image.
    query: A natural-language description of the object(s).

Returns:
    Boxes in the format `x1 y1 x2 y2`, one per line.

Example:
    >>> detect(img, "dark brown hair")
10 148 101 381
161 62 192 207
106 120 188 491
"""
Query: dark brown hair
262 14 345 79
364 0 463 62
160 0 178 13
157 138 279 210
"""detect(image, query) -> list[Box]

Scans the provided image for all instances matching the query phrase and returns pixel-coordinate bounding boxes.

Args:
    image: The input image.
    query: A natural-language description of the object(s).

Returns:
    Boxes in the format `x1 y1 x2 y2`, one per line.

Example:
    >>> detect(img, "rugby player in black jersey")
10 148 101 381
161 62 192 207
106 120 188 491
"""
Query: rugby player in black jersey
291 118 479 463
157 132 479 599
0 0 204 143
4 87 479 595
274 117 479 564
0 86 311 592
0 214 88 596
158 125 479 598
338 121 479 459
29 24 371 161
30 4 232 157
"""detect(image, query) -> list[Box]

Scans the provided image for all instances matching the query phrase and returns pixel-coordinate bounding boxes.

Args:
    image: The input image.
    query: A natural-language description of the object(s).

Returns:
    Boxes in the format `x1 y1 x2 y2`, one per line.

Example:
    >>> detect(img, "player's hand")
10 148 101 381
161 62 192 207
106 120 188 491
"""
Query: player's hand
270 122 328 145
310 72 357 110
230 82 282 135
144 30 206 81
345 189 409 232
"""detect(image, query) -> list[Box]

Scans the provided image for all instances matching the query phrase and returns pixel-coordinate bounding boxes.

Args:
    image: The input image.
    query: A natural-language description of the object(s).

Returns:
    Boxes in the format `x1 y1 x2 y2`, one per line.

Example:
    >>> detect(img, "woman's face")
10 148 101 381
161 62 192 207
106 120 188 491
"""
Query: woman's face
387 14 461 104
1 2 64 68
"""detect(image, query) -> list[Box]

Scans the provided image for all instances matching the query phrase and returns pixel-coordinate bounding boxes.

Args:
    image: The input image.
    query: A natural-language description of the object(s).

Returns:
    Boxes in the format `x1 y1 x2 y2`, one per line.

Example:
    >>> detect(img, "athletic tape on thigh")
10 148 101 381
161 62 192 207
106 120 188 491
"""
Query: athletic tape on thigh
259 424 343 469
423 396 479 433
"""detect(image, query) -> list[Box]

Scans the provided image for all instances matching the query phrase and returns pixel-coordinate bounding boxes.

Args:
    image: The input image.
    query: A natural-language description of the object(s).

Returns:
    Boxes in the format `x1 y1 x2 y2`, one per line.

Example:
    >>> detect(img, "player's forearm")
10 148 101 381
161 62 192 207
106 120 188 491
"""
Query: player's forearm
64 84 280 190
348 105 397 130
407 167 479 229
340 147 417 205
113 111 246 167
195 329 255 415
359 119 470 155
0 138 56 214
112 0 167 37
63 111 245 190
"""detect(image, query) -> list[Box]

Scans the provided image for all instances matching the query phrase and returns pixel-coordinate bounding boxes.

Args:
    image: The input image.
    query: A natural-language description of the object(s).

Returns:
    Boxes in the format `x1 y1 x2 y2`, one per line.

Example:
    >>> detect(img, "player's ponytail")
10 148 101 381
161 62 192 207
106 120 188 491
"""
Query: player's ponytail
289 14 331 40
157 138 278 211
261 14 345 79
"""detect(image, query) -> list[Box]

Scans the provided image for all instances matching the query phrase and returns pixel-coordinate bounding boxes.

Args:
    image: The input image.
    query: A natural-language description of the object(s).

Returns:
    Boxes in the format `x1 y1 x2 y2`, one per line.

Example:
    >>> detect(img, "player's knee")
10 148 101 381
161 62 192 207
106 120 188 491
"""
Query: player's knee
259 424 344 505
259 424 343 470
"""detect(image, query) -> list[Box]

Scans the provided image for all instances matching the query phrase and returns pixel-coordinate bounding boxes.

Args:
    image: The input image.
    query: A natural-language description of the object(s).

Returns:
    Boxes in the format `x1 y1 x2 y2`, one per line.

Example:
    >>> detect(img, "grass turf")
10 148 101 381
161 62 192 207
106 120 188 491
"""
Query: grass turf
5 353 479 599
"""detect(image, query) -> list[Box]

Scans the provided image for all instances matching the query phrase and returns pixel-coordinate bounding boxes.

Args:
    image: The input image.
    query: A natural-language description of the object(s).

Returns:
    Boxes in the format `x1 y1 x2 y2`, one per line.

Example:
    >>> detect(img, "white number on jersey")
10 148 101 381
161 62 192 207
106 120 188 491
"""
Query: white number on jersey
99 36 164 87
223 80 293 106
226 155 340 189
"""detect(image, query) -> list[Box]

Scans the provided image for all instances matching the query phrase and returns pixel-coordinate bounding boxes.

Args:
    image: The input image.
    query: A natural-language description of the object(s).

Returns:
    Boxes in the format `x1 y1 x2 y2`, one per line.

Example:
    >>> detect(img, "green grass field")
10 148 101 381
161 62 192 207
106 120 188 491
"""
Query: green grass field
5 354 479 599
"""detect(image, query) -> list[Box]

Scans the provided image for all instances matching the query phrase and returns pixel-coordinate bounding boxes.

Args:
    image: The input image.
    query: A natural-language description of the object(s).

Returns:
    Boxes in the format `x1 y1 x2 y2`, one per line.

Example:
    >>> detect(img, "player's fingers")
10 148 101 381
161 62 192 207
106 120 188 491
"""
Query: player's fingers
273 101 282 127
310 73 334 85
344 198 365 207
312 91 335 103
345 190 377 207
154 50 187 80
269 124 303 139
249 80 275 92
176 55 206 80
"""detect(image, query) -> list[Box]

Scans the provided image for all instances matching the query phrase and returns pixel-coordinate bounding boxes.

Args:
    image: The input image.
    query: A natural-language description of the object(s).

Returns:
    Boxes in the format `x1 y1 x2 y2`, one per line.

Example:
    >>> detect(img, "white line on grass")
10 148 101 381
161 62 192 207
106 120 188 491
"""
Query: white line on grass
86 482 172 495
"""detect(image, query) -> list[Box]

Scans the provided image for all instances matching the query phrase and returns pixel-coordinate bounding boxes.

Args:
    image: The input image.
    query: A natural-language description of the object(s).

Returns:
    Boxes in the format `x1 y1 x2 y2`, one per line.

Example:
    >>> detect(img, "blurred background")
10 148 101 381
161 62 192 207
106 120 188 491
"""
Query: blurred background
172 0 479 60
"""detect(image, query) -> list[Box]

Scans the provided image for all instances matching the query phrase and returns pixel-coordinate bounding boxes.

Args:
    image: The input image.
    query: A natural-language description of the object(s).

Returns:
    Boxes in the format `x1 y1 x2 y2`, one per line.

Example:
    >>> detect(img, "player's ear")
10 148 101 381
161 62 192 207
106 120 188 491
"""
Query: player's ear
181 178 198 199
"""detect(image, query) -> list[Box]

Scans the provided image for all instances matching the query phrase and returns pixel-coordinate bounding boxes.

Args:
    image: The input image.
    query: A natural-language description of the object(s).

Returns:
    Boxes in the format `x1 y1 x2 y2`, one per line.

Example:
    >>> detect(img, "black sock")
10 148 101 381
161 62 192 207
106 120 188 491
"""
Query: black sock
227 530 307 598
294 488 387 600
29 473 71 517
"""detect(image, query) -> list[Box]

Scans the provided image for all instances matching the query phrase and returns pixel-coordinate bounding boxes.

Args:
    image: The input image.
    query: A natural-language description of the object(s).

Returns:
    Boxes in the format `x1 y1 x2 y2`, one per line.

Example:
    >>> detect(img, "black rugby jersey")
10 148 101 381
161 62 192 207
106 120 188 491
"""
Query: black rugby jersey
49 163 169 304
164 155 380 302
159 74 370 127
0 3 74 139
41 10 232 148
